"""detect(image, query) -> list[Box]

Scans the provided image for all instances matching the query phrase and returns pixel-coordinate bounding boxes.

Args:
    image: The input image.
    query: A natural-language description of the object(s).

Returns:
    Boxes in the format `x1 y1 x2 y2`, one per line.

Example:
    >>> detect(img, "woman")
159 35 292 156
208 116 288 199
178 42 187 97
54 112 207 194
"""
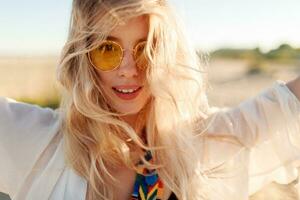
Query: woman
0 0 300 199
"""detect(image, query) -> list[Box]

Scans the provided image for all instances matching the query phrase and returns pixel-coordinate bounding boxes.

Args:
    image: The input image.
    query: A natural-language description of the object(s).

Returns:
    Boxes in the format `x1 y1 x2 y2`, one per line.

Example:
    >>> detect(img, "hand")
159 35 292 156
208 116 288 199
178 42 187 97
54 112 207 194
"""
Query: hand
287 76 300 101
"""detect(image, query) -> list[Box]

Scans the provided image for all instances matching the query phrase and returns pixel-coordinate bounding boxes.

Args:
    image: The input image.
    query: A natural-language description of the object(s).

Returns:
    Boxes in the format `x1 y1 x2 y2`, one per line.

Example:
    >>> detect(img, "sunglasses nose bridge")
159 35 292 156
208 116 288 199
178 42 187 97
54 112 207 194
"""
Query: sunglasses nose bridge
121 48 138 63
118 50 139 77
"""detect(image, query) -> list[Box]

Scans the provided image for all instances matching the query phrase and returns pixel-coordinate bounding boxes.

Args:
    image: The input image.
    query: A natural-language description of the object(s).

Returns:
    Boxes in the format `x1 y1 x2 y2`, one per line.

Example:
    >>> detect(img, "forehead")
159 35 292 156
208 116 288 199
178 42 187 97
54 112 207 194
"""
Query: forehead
108 15 149 43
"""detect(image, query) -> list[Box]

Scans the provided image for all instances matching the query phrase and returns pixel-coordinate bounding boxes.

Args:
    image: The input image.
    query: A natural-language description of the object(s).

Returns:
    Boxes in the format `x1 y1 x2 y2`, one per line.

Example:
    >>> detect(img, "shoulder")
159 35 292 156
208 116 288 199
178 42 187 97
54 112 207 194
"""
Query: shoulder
0 97 57 118
0 97 64 197
0 97 61 136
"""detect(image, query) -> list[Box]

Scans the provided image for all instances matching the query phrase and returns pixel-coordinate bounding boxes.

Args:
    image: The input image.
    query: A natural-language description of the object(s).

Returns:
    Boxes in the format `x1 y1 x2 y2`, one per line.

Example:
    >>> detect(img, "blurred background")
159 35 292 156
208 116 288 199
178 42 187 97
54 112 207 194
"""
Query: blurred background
0 0 300 199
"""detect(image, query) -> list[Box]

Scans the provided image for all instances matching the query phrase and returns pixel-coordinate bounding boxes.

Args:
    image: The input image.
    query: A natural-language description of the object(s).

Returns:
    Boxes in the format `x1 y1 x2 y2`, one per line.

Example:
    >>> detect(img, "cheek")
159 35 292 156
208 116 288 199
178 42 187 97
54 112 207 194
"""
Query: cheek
97 71 114 88
96 72 116 102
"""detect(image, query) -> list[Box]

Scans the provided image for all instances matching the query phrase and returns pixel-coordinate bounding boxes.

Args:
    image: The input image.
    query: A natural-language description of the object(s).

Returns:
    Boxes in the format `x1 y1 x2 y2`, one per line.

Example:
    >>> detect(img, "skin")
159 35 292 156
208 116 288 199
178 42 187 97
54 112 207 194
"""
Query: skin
91 14 300 200
93 16 151 199
287 76 300 101
91 15 173 200
96 15 151 131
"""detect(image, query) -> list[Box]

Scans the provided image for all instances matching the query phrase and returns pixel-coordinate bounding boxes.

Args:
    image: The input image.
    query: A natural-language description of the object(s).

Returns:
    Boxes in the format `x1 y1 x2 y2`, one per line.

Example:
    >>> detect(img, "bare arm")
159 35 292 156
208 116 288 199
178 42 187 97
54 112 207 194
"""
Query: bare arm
286 76 300 101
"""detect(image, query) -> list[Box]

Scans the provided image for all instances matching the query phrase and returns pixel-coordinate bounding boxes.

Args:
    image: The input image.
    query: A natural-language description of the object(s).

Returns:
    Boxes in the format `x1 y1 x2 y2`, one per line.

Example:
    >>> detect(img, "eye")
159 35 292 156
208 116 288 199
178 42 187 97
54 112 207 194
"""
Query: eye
135 41 147 58
136 43 145 52
99 44 114 52
134 41 148 70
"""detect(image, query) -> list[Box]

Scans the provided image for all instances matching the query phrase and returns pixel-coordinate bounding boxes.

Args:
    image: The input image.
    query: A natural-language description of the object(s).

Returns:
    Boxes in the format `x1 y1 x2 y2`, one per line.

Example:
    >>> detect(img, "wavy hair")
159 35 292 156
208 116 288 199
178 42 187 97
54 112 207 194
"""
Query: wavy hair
57 0 211 199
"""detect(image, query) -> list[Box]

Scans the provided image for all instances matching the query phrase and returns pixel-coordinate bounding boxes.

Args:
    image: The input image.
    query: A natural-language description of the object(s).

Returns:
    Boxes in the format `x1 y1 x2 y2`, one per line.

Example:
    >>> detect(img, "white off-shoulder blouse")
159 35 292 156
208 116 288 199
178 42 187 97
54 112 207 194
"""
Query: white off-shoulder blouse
0 81 300 200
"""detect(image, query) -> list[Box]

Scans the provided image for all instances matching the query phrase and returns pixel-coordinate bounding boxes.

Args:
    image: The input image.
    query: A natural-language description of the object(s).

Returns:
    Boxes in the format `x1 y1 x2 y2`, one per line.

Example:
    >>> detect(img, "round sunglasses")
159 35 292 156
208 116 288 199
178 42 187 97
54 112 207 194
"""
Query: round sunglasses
88 40 148 72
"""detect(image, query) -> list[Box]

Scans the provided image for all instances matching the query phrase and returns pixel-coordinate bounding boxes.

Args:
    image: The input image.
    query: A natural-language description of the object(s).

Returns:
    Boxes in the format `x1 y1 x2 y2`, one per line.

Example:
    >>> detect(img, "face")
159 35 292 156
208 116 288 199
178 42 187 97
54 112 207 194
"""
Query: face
95 16 151 116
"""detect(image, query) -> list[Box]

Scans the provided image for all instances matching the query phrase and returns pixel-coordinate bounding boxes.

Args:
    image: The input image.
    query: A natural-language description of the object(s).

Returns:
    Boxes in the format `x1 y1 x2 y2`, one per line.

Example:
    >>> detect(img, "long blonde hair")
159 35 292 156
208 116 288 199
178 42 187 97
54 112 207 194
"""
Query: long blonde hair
57 0 210 199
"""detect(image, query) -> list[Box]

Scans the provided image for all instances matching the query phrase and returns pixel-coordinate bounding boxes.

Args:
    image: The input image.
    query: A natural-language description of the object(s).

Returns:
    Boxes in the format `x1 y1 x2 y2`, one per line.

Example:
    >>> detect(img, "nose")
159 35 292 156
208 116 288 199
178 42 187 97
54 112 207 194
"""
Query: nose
117 50 138 78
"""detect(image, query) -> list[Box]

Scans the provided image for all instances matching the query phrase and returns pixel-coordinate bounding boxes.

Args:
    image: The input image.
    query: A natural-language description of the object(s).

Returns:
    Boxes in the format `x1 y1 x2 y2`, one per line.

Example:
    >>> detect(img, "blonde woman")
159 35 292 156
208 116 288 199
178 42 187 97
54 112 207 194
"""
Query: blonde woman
1 0 300 200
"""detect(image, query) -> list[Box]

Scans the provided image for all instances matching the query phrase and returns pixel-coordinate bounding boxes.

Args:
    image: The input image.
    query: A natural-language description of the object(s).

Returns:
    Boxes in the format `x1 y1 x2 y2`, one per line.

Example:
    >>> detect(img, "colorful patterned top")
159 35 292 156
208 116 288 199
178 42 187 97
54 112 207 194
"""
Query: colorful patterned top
131 150 164 200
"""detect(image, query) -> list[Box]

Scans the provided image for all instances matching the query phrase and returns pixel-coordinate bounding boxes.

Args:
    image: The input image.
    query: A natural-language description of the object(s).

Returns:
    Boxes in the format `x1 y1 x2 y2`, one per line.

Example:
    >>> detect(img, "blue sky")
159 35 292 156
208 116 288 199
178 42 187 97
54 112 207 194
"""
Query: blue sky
1 0 300 55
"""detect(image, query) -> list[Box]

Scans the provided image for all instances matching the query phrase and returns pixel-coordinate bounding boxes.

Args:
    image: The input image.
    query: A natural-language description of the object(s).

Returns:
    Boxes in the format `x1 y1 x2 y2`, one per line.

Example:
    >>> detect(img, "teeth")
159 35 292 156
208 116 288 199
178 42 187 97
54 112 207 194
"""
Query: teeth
116 88 139 94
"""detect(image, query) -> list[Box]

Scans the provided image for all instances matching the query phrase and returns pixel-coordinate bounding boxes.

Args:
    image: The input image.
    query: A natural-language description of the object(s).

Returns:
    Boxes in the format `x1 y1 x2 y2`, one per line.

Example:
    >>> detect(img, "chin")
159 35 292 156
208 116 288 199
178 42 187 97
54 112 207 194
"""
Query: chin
114 103 145 115
104 87 151 115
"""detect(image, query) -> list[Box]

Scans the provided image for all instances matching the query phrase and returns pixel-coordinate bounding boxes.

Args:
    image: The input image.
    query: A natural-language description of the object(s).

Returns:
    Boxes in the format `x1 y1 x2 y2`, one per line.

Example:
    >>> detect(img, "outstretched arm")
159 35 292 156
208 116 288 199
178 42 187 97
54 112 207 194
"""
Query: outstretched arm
0 98 61 197
206 78 300 147
287 76 300 101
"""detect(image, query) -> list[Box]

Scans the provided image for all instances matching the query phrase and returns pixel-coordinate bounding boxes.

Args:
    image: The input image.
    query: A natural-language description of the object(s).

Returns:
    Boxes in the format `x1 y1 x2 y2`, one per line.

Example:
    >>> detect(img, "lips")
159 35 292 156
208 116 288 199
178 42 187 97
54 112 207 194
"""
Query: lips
112 86 143 100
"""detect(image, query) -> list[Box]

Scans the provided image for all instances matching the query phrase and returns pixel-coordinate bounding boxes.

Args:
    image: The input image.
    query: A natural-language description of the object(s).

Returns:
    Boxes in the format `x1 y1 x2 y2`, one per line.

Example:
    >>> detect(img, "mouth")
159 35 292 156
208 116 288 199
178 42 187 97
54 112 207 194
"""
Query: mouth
112 86 143 100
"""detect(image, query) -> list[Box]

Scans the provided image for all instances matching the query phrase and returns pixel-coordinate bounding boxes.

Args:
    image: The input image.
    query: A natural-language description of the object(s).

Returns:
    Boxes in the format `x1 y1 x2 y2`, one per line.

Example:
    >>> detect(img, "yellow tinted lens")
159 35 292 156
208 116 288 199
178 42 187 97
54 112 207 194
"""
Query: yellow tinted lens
89 41 122 71
134 41 148 70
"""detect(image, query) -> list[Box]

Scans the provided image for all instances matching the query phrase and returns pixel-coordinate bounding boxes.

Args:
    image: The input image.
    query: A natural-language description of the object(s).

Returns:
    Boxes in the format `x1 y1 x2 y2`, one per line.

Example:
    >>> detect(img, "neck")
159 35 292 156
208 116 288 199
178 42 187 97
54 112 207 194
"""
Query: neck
121 114 145 137
121 114 138 129
120 100 151 139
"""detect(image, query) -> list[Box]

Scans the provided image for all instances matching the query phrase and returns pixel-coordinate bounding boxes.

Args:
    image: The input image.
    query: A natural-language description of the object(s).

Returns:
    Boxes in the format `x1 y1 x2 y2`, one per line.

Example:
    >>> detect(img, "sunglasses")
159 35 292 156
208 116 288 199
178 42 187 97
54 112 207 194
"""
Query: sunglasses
88 40 148 71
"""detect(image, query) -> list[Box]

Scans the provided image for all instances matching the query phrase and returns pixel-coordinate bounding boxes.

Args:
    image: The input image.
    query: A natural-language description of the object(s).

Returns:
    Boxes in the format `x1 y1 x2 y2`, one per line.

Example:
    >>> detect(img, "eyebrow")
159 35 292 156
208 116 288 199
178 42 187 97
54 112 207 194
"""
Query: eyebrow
106 36 147 45
106 36 121 42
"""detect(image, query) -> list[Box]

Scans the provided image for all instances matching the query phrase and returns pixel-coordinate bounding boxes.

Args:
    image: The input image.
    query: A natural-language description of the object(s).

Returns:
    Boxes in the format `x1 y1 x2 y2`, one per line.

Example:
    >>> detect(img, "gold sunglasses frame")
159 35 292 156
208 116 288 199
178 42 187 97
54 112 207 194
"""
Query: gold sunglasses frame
88 40 147 72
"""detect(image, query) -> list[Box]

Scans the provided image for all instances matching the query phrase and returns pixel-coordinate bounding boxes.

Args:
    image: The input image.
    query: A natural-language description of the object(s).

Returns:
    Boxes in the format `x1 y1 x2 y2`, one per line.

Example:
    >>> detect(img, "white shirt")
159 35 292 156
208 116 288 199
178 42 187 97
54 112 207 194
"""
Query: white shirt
0 81 300 200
